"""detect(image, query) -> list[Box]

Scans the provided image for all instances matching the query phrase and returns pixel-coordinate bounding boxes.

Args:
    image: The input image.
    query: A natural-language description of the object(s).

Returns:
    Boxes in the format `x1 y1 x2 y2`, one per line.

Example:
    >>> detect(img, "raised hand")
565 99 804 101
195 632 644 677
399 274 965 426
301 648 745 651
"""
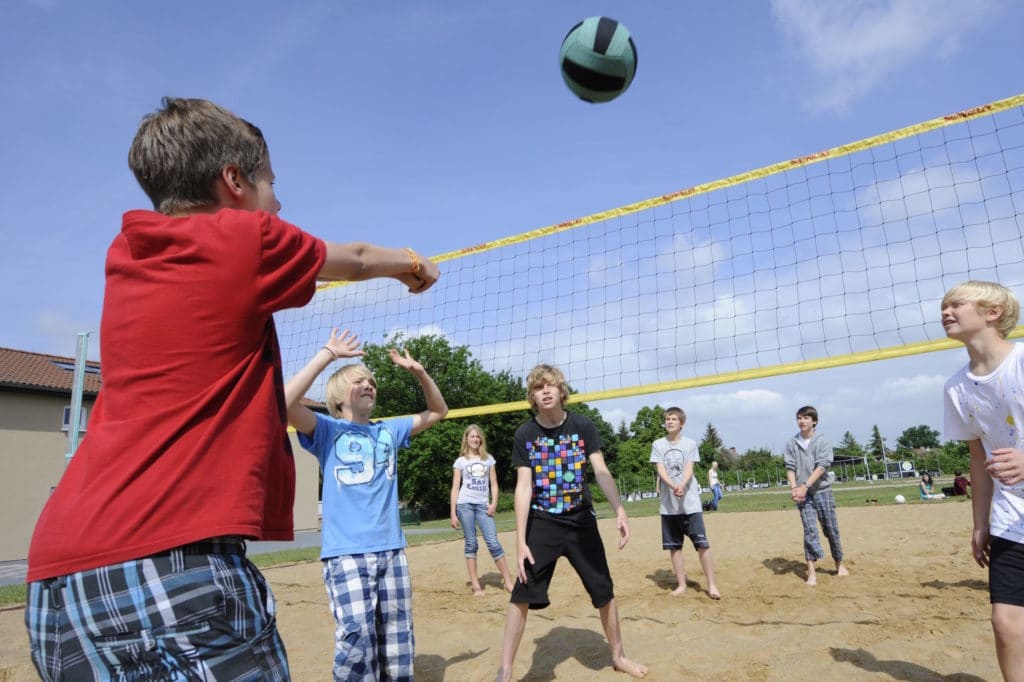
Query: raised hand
323 328 363 360
388 347 424 373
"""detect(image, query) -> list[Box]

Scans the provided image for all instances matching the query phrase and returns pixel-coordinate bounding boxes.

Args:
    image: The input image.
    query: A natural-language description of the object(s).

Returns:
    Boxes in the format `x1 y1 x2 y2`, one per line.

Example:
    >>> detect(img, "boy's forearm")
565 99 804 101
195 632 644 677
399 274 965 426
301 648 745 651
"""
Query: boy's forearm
320 242 417 282
514 483 531 545
285 347 335 408
594 468 624 513
414 368 448 417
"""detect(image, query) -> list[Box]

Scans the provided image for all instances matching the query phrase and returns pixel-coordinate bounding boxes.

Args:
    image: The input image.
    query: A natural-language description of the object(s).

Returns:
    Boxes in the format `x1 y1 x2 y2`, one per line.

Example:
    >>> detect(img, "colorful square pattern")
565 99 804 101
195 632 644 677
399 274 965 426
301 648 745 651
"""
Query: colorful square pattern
528 432 587 514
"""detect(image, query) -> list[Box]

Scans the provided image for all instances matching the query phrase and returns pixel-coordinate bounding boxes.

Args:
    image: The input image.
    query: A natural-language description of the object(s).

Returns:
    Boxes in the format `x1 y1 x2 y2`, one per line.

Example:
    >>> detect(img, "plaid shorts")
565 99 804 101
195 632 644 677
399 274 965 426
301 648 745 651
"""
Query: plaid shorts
322 549 414 681
797 488 844 563
25 539 289 681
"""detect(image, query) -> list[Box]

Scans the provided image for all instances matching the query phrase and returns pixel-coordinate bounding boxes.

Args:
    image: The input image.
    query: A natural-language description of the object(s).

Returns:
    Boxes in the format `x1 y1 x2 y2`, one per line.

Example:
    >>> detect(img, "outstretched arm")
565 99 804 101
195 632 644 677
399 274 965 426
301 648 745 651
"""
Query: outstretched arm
321 243 440 294
388 348 448 434
589 451 630 549
285 328 362 436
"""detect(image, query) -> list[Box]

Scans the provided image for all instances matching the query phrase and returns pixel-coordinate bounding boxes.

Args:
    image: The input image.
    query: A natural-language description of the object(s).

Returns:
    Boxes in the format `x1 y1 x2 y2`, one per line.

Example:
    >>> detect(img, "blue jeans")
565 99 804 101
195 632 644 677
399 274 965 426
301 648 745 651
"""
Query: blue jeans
456 502 505 560
711 484 723 509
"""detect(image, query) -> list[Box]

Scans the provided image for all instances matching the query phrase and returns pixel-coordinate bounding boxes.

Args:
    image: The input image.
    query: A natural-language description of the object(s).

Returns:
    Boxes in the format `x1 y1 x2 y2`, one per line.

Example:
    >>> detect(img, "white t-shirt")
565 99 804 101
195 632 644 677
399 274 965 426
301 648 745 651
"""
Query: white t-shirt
453 455 496 505
944 342 1024 545
650 435 702 515
708 468 719 488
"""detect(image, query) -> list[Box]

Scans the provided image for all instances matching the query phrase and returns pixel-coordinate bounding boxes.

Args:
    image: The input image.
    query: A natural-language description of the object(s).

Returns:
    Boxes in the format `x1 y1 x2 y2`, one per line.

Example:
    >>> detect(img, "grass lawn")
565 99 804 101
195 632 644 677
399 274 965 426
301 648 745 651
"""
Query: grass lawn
0 478 967 608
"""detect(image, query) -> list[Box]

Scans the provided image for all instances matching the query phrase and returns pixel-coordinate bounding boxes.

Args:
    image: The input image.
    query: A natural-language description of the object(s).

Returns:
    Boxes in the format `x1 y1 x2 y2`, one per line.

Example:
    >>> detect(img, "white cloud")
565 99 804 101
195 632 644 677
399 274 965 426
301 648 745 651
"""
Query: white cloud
771 0 1002 111
881 373 947 398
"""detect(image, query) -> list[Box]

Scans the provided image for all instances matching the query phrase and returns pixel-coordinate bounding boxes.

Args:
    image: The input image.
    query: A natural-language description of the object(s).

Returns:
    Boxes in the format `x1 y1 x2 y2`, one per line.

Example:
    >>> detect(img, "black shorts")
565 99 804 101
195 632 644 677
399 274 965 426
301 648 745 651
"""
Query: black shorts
510 512 614 610
661 513 710 550
990 536 1024 607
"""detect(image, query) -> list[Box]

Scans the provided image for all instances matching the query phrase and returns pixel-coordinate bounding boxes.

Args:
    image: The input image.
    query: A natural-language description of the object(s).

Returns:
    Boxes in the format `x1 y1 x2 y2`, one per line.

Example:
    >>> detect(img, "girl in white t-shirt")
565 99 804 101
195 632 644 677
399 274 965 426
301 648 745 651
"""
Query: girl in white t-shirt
450 424 515 595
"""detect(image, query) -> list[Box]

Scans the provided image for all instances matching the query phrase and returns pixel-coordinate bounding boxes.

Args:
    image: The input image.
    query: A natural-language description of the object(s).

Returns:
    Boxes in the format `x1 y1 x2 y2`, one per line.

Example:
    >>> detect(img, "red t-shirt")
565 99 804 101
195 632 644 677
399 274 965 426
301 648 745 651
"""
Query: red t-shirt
27 209 325 581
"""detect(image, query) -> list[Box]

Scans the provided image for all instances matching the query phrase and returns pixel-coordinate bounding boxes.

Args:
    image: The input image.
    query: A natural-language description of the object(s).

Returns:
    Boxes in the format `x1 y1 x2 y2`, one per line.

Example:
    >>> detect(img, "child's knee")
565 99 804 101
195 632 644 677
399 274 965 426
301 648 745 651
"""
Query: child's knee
992 604 1024 641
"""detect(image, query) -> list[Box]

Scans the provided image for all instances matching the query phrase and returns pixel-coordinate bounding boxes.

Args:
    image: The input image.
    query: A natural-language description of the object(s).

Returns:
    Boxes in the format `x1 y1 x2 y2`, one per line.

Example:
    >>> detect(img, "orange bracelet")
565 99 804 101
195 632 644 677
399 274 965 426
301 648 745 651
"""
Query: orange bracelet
404 247 421 274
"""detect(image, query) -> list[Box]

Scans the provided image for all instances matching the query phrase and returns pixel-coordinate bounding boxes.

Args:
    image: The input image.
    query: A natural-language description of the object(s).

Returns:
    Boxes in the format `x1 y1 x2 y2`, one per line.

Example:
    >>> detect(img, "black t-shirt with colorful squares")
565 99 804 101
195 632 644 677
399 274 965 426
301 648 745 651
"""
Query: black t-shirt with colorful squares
512 411 601 524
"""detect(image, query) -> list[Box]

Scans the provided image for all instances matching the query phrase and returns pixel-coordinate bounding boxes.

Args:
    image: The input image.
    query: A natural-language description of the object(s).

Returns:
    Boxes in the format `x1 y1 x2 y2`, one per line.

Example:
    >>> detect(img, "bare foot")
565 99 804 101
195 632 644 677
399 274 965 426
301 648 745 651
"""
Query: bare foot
836 565 850 577
708 585 721 600
472 586 485 597
494 668 512 682
805 573 817 587
613 656 649 678
670 585 687 597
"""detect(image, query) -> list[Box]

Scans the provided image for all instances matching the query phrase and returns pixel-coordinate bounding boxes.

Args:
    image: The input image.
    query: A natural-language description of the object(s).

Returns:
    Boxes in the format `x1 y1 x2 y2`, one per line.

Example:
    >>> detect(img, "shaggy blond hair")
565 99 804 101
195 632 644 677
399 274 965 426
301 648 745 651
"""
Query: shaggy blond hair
942 280 1020 339
525 364 569 410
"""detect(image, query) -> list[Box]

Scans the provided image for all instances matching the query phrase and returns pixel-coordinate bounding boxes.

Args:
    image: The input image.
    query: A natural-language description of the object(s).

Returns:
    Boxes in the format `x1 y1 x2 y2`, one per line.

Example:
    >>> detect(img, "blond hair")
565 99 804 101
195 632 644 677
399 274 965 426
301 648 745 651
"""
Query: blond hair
942 280 1020 339
324 364 377 418
459 424 490 458
128 97 270 215
525 364 569 410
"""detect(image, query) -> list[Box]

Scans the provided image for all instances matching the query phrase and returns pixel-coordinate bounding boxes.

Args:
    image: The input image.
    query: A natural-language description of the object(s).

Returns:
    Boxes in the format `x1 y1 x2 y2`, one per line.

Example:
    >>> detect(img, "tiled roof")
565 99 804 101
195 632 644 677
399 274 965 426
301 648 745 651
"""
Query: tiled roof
0 347 103 395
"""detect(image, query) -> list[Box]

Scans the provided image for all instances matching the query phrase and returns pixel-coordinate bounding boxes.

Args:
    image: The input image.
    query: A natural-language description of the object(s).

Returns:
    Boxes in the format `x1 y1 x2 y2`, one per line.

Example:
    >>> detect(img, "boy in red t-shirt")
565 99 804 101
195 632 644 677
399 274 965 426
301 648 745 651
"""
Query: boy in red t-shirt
24 97 438 681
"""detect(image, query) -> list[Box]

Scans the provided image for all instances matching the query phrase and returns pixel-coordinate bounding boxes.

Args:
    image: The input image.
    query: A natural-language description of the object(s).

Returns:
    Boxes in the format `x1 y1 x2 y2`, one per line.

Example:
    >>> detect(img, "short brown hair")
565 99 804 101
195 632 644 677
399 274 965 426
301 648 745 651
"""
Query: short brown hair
796 405 818 425
128 97 270 215
664 406 686 423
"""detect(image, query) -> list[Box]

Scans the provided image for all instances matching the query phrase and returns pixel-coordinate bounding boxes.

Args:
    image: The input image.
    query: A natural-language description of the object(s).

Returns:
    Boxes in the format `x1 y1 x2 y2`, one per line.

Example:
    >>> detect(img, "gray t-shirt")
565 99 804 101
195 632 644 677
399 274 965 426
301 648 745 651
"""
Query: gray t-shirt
453 455 496 505
650 435 702 515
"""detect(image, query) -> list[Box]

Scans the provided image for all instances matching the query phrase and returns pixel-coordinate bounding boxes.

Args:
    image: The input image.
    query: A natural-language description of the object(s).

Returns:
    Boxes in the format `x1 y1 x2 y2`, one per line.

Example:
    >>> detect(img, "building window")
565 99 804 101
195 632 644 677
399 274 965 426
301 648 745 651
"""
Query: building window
61 405 89 432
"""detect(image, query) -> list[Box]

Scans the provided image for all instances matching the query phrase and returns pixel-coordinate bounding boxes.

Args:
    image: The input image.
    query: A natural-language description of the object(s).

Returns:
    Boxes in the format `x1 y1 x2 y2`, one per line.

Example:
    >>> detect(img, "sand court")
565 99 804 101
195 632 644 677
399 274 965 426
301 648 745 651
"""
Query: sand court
0 501 998 680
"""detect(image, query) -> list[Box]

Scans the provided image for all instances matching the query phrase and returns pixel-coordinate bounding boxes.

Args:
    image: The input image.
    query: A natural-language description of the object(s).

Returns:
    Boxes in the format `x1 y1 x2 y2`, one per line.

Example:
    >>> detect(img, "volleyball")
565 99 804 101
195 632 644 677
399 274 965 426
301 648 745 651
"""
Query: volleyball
894 494 906 505
559 16 637 103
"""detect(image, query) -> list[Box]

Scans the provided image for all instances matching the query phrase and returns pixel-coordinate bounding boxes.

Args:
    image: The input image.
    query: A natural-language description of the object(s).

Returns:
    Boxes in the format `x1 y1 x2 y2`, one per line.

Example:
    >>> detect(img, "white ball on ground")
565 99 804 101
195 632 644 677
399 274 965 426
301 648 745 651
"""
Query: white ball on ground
894 494 906 504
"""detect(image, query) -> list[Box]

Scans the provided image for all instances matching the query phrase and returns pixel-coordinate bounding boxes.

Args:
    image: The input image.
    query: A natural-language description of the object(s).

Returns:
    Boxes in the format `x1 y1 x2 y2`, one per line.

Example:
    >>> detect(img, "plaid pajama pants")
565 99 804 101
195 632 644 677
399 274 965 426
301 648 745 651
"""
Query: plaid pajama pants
25 539 289 681
322 549 414 681
797 488 845 563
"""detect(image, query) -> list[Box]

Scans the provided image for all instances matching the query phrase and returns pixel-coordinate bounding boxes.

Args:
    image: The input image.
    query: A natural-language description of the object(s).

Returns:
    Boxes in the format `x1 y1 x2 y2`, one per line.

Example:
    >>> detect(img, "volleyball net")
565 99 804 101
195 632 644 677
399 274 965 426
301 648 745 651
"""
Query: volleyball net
276 93 1024 417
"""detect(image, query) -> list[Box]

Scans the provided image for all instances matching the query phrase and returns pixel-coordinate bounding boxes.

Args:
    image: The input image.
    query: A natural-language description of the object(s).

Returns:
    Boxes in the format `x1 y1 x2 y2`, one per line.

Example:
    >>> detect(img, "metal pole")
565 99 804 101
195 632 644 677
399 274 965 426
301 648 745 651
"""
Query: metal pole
65 331 90 467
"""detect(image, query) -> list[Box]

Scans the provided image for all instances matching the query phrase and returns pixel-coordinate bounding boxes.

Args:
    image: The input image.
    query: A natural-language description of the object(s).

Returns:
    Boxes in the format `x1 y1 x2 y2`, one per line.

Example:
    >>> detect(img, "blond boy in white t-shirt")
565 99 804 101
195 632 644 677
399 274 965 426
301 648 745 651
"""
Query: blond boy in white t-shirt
942 280 1024 681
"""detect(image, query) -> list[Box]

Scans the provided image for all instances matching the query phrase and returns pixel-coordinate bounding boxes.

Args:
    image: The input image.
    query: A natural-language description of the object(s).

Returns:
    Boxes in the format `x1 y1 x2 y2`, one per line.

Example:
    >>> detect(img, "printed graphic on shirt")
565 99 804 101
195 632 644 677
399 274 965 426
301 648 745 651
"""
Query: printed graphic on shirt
662 449 686 483
528 433 587 514
331 428 396 487
464 460 489 495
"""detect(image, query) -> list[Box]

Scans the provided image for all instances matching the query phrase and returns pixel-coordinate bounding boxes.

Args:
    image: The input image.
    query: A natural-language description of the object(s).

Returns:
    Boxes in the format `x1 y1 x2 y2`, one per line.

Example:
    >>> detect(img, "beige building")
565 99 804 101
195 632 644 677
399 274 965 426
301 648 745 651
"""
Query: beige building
0 347 320 562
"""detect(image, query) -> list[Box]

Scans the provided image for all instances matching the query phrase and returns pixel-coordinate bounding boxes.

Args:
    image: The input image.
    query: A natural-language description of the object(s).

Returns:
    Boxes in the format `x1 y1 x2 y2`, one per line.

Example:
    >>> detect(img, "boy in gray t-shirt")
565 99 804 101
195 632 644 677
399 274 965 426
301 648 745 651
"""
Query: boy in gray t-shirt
649 407 721 599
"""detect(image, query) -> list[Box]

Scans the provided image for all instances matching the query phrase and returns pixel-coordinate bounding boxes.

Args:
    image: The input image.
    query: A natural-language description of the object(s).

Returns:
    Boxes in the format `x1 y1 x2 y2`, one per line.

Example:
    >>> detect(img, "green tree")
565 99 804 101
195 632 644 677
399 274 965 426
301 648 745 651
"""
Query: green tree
834 431 865 460
897 425 941 450
867 425 886 460
362 333 530 517
698 422 724 468
613 405 666 487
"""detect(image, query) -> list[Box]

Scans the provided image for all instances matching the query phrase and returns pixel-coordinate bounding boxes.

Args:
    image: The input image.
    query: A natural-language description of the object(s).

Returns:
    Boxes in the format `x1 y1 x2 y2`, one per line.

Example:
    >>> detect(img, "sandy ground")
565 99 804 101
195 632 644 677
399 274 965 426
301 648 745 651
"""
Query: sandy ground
0 500 1000 681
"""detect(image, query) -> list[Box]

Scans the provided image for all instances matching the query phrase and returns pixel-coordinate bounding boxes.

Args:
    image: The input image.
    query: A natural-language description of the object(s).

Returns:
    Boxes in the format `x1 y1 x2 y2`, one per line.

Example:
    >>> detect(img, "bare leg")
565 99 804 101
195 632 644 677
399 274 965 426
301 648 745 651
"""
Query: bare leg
697 548 721 599
805 560 817 586
495 602 529 682
992 603 1024 682
598 598 648 678
495 556 516 592
669 548 686 596
466 558 485 596
836 559 849 577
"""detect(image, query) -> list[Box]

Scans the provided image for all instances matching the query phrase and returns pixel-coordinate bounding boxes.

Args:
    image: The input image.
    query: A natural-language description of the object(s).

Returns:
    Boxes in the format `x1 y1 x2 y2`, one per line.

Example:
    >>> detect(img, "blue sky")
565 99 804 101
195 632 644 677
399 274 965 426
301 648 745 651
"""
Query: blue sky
2 1 1022 453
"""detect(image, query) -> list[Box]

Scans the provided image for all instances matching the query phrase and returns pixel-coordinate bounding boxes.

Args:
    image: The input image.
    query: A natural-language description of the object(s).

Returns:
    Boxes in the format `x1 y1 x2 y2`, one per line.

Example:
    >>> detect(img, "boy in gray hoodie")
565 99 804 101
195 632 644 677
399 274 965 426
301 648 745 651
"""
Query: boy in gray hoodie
784 405 850 586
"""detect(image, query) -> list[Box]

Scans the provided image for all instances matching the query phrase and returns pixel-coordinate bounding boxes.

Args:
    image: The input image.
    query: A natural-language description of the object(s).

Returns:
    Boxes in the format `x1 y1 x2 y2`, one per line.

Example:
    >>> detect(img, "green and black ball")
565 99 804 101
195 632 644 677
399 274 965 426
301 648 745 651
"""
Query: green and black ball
559 16 637 103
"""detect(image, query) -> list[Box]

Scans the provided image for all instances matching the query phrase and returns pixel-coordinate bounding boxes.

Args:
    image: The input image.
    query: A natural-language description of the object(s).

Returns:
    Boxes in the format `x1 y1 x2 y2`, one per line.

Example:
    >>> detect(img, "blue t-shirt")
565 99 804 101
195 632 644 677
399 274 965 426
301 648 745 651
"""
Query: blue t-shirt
298 411 413 558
